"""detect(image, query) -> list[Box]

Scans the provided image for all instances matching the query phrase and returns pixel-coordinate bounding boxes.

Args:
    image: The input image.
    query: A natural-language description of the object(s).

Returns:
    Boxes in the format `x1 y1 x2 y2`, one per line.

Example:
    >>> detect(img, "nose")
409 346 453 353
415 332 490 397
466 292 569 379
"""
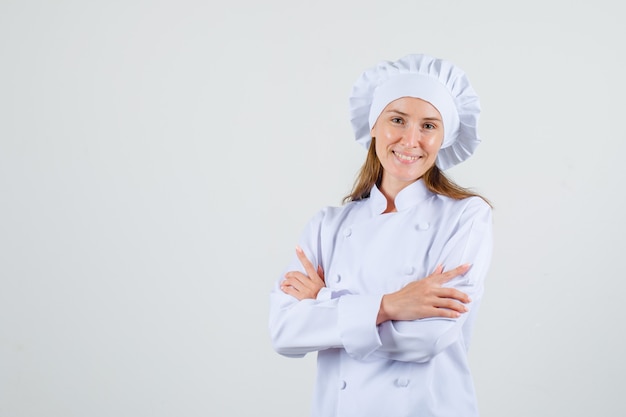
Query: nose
400 125 422 148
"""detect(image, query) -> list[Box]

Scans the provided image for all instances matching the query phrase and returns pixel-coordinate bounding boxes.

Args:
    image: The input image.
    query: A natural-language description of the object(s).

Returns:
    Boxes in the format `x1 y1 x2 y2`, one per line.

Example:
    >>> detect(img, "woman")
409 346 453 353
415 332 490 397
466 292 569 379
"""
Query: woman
269 53 493 417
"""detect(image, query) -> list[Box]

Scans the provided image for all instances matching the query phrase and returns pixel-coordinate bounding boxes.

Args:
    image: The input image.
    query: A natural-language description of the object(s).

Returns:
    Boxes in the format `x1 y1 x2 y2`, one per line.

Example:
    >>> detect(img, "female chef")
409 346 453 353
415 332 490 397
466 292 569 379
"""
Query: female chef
269 53 493 417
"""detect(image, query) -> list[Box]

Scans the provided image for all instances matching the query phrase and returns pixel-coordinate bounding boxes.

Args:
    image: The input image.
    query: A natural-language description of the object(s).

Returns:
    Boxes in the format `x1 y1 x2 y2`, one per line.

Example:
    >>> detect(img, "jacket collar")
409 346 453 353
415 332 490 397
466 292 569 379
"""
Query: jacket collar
369 179 433 215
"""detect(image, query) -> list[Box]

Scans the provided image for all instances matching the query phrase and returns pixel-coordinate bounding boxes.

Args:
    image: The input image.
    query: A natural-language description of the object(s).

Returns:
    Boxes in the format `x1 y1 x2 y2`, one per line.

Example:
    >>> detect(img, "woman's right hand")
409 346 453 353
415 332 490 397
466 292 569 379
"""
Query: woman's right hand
376 264 472 325
280 246 326 300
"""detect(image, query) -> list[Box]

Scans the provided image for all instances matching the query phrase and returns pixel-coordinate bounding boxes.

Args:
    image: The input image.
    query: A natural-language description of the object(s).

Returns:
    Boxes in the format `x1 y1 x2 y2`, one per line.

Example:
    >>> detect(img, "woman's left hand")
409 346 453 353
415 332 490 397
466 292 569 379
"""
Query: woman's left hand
281 246 326 300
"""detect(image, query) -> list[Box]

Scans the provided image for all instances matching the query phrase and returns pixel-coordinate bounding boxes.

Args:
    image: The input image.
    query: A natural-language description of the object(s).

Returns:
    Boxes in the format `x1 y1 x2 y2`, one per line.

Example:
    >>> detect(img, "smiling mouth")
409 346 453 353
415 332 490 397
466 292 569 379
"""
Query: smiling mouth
393 151 421 162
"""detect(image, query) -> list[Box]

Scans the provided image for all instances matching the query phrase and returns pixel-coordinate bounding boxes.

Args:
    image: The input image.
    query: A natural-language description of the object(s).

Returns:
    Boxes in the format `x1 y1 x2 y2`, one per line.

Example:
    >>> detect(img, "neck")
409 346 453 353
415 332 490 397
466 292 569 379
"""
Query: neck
381 196 396 213
379 179 414 213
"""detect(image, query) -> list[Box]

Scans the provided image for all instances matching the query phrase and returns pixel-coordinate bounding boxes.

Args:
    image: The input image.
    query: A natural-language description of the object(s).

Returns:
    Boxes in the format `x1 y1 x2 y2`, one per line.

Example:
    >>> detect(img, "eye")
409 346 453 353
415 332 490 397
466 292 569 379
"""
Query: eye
423 122 437 130
391 117 404 125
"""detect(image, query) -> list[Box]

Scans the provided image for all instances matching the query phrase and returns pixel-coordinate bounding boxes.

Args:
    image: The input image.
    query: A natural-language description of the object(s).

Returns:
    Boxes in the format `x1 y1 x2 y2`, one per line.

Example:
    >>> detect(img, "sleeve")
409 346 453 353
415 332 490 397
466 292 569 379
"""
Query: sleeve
268 208 383 359
372 198 493 363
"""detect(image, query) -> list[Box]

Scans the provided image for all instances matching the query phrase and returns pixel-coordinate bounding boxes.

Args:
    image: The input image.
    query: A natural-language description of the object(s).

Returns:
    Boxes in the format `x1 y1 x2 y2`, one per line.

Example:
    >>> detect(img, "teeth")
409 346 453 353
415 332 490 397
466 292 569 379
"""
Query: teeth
394 152 419 161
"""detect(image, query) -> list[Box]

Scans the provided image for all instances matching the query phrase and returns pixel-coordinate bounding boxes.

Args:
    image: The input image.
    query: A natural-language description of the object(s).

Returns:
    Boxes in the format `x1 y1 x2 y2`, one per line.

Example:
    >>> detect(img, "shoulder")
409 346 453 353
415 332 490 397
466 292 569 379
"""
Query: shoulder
434 194 492 223
436 193 490 210
301 200 367 232
316 199 365 223
461 195 492 214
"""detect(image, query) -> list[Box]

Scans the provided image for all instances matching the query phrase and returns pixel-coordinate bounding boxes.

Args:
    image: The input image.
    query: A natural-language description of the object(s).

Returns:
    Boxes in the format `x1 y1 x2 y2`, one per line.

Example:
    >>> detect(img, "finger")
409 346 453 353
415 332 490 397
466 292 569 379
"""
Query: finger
281 283 305 300
285 271 323 297
423 306 463 319
317 265 325 282
282 274 320 300
283 272 312 289
281 276 298 292
281 277 298 292
295 246 320 280
424 264 444 282
433 263 472 285
434 297 469 314
281 282 296 294
436 287 471 304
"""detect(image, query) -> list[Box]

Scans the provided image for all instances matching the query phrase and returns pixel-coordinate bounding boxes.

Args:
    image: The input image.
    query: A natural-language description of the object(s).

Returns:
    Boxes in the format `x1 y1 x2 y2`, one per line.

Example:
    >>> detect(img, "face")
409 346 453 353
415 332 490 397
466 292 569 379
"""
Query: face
371 97 444 194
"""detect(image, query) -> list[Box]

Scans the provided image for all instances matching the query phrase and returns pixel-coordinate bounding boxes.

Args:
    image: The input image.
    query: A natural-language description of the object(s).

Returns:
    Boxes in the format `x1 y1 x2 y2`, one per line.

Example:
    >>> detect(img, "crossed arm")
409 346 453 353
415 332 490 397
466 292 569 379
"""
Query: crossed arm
280 245 472 325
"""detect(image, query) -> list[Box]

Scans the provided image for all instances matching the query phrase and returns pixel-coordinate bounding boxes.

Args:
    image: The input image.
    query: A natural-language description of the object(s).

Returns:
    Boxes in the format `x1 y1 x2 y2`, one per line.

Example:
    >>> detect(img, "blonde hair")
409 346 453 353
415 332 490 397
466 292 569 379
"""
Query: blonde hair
343 138 492 206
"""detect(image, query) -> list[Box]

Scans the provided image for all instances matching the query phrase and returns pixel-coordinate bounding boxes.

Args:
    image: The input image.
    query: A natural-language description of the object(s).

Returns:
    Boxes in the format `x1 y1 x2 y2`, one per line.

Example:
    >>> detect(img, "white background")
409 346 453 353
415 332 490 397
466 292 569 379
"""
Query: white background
1 0 625 416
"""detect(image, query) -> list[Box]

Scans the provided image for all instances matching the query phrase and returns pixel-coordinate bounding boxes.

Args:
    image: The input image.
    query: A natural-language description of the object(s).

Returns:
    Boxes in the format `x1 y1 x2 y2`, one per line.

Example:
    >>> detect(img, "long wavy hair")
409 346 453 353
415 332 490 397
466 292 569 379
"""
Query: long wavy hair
343 137 492 206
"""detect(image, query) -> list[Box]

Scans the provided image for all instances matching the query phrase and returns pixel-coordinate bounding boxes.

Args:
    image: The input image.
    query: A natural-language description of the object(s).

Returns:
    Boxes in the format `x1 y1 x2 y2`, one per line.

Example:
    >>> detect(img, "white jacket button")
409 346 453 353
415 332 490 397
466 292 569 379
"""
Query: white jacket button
335 274 342 283
343 228 352 237
415 222 430 231
340 380 347 390
404 266 415 275
395 378 410 387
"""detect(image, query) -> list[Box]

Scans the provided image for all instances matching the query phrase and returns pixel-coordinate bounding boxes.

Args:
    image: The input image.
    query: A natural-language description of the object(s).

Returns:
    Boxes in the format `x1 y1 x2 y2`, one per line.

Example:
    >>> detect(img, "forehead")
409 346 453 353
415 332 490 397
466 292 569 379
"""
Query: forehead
383 97 442 118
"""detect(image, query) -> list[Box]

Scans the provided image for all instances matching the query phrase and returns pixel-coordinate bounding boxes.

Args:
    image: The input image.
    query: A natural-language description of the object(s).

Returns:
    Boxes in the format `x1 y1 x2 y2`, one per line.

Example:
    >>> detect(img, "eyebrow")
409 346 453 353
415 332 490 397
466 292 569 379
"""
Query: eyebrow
384 109 442 121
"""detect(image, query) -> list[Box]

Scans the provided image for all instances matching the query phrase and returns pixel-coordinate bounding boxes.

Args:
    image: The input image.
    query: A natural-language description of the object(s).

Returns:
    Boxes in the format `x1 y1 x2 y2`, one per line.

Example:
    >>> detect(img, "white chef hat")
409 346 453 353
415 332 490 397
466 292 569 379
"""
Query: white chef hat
349 53 481 170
